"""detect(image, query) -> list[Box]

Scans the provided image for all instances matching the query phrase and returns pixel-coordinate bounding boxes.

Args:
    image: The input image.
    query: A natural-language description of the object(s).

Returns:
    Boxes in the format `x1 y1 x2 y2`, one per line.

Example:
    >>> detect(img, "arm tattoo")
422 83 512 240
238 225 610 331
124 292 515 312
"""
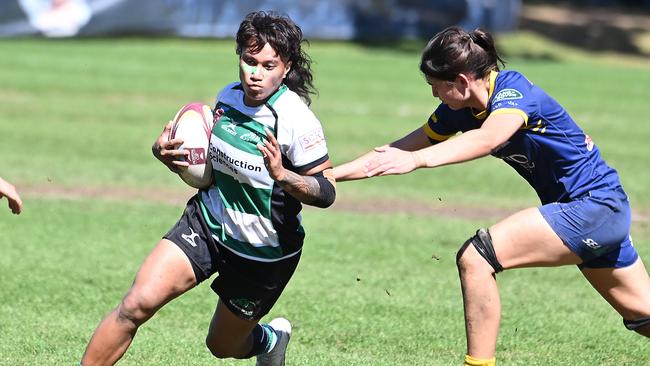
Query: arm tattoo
277 168 336 208
277 171 321 201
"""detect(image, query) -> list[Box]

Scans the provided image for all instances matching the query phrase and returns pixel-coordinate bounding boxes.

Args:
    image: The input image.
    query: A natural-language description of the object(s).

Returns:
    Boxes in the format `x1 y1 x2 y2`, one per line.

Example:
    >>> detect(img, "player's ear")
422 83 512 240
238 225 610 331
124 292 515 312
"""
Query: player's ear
456 73 471 87
283 61 292 78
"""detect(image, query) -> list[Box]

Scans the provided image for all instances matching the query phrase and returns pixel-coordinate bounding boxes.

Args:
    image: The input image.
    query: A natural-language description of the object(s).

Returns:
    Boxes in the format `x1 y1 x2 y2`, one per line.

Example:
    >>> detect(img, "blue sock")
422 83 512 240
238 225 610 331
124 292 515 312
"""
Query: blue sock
245 324 278 358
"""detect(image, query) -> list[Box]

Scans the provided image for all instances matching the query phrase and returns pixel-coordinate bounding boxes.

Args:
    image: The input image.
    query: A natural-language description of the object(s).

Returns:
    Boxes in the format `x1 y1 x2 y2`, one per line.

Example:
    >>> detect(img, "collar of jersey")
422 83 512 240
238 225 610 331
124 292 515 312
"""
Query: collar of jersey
265 84 288 106
233 83 288 108
471 70 499 120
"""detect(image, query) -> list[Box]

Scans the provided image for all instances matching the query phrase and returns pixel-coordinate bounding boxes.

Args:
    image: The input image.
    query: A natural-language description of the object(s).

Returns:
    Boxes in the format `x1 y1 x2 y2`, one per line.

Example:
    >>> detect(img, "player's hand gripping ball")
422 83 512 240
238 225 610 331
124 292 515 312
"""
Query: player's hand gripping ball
168 102 215 189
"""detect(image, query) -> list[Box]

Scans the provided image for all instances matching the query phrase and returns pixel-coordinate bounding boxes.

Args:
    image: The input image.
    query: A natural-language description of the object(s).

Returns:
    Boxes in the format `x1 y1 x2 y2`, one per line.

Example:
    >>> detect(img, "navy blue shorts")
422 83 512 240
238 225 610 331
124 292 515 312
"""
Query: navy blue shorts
539 187 638 269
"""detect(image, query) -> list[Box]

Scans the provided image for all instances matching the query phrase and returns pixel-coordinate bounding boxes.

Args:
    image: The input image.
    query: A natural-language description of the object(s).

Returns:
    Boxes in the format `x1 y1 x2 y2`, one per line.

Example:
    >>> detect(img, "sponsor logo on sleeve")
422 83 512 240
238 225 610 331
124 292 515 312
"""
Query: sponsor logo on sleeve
299 128 325 152
492 88 523 104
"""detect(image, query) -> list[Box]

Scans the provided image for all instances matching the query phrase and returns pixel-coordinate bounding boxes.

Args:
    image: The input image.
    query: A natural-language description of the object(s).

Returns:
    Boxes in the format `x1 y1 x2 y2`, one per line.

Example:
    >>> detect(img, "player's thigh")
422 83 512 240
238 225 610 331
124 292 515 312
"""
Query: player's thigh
124 239 197 311
581 257 650 318
489 207 581 269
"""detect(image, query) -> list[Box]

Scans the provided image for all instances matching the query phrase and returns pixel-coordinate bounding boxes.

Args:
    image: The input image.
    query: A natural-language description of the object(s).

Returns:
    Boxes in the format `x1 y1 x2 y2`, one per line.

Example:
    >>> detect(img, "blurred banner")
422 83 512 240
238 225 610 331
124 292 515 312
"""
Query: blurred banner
0 0 521 39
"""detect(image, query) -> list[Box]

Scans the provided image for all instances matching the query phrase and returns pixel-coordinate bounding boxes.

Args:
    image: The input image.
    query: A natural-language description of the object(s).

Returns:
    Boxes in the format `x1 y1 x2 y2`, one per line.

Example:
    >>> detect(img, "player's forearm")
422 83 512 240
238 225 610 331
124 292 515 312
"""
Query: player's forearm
276 169 336 208
333 150 380 181
389 127 432 151
414 129 494 169
335 128 431 181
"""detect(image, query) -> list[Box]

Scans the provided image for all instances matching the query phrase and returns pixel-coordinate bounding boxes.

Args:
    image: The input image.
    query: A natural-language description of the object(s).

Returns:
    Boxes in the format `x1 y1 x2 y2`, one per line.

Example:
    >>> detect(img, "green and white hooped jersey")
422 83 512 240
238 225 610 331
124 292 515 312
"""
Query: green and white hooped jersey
199 82 329 262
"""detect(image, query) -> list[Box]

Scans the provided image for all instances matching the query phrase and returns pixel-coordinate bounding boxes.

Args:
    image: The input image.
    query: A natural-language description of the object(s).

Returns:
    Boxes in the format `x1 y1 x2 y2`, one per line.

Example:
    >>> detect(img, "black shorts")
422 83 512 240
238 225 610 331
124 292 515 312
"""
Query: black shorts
164 195 301 320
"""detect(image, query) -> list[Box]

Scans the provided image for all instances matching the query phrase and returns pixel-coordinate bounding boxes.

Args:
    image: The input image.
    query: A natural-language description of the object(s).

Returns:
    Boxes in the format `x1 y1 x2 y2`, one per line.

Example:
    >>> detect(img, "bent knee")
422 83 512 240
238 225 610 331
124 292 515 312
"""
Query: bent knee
117 292 159 326
457 246 494 275
456 229 503 275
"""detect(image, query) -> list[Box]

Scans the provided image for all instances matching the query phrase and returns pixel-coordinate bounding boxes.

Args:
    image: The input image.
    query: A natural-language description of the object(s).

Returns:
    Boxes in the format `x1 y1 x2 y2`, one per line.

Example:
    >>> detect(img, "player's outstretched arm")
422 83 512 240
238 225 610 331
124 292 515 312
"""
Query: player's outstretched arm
0 177 23 214
333 148 385 182
333 126 432 182
365 113 524 177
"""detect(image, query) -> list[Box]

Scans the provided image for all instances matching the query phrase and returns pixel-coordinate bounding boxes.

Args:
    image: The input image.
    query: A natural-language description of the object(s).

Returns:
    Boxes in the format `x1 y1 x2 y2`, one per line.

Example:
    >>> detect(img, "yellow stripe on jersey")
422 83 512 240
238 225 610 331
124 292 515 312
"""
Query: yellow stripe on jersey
472 109 488 120
490 108 529 126
529 119 547 133
422 120 454 142
471 70 499 120
487 70 498 101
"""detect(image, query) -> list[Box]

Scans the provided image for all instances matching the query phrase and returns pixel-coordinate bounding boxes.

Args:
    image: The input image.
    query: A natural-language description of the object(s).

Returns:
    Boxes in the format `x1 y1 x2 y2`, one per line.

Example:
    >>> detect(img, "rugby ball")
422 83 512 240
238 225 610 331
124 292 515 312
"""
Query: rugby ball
169 102 215 189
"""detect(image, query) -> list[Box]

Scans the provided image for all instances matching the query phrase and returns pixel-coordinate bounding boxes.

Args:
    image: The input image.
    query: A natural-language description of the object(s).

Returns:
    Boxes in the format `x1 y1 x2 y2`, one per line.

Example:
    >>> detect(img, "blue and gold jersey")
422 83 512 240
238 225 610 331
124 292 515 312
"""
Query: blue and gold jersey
422 70 622 204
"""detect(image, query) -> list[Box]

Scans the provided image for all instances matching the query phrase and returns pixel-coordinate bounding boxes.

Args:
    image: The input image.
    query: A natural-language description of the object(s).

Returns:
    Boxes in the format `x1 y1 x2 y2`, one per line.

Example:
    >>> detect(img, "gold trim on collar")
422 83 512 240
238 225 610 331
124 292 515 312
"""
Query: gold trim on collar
471 70 499 120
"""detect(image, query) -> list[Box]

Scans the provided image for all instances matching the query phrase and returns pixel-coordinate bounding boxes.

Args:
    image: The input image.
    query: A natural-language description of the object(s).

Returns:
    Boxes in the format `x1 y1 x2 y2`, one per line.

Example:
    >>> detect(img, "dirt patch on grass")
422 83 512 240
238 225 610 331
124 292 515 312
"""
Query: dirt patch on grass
19 183 650 223
20 183 195 206
331 197 516 221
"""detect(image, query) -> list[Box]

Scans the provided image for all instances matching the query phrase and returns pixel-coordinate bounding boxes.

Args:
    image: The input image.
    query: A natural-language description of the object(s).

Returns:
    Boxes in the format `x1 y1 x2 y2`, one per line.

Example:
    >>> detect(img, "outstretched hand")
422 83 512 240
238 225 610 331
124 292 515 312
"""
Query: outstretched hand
0 177 23 214
257 127 286 181
364 146 422 177
152 121 190 173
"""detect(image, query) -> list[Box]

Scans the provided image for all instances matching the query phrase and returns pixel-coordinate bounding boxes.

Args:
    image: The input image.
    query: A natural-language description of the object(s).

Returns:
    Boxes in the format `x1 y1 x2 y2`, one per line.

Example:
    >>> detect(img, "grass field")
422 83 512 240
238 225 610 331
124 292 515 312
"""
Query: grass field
1 32 649 365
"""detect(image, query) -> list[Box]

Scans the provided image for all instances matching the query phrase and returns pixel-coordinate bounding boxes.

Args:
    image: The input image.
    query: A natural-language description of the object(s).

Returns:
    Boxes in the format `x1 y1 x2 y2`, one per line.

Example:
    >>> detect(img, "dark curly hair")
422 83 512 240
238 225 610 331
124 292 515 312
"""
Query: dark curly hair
236 11 316 105
420 26 506 81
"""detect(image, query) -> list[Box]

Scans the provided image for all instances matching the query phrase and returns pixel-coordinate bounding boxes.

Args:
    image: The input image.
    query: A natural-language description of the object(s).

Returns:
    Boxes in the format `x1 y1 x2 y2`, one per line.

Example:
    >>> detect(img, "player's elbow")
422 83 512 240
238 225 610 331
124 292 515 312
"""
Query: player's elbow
310 191 336 208
308 175 336 208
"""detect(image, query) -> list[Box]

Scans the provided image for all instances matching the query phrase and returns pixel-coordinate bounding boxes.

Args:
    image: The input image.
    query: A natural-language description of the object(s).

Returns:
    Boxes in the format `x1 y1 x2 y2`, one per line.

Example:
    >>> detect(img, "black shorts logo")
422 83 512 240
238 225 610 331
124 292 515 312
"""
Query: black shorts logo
229 298 260 319
181 228 200 247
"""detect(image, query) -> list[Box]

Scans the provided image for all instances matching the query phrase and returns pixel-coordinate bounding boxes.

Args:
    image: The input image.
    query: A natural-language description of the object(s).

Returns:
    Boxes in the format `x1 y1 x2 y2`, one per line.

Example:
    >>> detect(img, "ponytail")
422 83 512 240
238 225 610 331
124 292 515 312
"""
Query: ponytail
420 26 505 81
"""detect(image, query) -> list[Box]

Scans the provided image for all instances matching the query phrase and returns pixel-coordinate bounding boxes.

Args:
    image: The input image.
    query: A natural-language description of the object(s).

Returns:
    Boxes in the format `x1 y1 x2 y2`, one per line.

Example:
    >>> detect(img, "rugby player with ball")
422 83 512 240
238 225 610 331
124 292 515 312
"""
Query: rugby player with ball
80 11 335 366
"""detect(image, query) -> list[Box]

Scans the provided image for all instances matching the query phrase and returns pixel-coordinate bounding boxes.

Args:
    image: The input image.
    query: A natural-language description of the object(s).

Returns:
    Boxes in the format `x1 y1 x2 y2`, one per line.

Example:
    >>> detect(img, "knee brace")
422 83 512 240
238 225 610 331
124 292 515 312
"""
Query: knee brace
457 228 503 274
624 316 650 331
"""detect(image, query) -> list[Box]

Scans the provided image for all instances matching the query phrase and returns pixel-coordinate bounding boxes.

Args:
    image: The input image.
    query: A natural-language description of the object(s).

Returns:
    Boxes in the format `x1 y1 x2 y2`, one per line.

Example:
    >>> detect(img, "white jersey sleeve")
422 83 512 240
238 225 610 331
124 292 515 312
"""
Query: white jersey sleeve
274 92 329 170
